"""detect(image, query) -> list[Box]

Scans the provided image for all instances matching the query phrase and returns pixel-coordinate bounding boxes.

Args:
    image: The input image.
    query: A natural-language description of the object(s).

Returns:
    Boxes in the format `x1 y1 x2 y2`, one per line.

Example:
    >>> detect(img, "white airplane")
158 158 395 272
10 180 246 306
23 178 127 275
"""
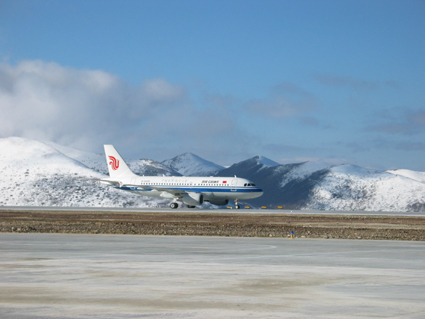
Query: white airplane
99 145 263 209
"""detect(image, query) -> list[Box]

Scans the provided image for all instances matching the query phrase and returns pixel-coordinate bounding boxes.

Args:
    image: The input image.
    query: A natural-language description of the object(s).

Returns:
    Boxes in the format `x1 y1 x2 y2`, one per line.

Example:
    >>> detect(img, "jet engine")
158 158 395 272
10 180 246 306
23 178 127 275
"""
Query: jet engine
207 199 229 206
182 192 204 206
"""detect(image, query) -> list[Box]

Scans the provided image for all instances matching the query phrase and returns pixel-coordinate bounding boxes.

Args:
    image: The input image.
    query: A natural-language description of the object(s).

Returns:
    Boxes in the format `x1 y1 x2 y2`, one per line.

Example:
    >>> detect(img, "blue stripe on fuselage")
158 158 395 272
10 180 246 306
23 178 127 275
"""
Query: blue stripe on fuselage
115 186 262 193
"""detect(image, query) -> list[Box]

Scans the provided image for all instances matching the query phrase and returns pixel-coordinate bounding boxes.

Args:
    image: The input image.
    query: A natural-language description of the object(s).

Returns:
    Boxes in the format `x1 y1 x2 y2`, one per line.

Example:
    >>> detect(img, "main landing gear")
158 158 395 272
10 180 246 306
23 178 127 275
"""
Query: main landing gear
170 203 196 209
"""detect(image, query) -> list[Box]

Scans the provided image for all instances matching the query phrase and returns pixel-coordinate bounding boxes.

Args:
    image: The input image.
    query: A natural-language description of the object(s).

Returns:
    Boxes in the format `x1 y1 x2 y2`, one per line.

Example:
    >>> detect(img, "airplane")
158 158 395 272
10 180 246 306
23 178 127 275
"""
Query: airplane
99 145 263 209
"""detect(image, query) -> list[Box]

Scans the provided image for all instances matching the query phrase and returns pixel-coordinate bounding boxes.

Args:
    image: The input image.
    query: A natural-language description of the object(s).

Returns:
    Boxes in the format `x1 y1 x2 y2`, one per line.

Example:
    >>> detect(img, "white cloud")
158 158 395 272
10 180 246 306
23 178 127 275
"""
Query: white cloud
0 60 325 165
0 60 186 153
0 60 255 163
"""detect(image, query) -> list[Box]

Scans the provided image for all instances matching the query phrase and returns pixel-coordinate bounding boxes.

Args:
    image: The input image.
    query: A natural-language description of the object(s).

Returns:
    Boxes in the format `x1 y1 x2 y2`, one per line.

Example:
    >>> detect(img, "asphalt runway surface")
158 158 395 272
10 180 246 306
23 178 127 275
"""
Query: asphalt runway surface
2 205 425 216
1 233 424 318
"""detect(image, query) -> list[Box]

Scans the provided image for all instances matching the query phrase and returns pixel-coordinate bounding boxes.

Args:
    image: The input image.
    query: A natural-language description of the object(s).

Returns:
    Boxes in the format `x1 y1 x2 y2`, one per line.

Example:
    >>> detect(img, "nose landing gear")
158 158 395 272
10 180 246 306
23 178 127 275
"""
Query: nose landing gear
234 199 240 209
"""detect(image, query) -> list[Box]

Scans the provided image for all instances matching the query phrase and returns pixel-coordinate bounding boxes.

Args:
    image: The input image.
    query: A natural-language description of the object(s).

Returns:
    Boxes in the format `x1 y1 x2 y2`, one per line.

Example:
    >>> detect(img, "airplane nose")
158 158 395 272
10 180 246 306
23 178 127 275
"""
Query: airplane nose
255 188 263 198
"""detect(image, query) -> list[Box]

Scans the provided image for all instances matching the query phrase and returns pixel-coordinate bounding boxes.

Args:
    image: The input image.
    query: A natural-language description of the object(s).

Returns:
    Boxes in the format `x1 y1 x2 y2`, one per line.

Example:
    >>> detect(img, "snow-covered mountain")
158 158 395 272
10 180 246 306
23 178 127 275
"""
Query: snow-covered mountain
127 159 180 177
253 155 280 167
308 164 425 211
45 141 107 174
0 137 170 207
46 141 179 176
214 157 425 212
386 169 425 183
161 152 224 176
1 136 425 212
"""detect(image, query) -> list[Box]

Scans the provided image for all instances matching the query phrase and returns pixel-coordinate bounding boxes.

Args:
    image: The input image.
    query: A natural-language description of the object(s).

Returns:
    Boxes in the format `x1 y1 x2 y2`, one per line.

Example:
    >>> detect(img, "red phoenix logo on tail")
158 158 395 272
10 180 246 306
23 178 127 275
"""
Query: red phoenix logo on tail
108 156 120 170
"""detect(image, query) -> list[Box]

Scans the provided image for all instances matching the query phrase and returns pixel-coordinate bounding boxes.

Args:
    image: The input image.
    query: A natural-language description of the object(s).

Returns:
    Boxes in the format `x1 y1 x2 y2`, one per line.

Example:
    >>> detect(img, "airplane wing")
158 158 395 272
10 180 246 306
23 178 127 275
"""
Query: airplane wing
95 178 123 187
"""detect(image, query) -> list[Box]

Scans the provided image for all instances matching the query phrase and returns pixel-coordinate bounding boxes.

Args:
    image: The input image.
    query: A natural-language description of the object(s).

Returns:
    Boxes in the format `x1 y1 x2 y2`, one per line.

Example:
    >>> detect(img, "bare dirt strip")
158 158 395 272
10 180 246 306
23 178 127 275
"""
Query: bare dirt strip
1 209 424 241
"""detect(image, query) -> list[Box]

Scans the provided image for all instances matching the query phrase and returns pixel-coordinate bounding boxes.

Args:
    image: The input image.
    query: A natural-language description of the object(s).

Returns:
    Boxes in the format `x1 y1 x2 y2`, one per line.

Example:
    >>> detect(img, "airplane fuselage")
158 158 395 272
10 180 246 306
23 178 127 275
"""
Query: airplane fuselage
101 176 263 201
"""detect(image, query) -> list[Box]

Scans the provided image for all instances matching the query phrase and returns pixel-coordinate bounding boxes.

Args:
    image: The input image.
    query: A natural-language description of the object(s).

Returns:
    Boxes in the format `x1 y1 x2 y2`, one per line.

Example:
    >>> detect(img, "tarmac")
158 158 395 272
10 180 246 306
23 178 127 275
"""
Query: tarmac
1 233 424 318
2 205 425 216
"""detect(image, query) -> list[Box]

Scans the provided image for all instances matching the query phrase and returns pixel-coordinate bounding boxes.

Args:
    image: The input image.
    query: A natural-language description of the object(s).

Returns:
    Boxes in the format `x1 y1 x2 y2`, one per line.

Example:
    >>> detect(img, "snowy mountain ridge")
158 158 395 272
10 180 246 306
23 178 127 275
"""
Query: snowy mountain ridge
307 164 425 212
161 152 224 176
254 155 280 168
45 140 180 176
386 169 425 184
0 137 169 207
1 136 425 212
214 157 425 212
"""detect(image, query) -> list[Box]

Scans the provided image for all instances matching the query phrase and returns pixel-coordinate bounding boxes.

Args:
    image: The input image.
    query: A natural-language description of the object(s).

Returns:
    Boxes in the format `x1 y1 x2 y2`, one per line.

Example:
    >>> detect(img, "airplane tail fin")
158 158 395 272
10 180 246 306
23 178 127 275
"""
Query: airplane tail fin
104 145 136 178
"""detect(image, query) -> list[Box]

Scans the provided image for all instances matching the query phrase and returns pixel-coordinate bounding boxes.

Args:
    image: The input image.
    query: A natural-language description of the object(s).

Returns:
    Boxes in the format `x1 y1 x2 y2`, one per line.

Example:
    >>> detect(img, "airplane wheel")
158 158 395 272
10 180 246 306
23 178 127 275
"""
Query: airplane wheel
170 202 178 209
235 204 240 209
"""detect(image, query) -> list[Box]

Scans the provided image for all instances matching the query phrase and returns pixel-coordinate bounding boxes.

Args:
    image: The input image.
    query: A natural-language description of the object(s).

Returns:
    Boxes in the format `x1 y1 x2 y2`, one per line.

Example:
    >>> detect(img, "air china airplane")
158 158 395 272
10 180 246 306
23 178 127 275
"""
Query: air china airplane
99 145 263 209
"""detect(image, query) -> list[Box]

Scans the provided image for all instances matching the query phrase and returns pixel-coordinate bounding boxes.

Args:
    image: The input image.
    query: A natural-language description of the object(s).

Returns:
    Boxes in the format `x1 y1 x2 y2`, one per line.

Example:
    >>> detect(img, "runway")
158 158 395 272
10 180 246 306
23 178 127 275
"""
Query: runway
1 233 424 318
2 205 425 216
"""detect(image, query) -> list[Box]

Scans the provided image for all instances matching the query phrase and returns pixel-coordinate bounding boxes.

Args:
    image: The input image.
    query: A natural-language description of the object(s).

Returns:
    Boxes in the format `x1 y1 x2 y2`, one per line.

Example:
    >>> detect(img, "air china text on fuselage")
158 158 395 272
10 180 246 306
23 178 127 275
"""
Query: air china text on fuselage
99 145 263 209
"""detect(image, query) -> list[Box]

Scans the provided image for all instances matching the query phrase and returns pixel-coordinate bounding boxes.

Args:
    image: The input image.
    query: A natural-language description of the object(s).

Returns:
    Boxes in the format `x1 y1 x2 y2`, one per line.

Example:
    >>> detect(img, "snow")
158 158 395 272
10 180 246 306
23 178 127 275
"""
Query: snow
45 140 107 173
265 161 425 212
161 152 224 176
46 141 176 176
127 158 179 176
255 156 280 167
0 137 169 207
307 164 425 212
279 161 334 186
386 169 425 184
2 136 425 212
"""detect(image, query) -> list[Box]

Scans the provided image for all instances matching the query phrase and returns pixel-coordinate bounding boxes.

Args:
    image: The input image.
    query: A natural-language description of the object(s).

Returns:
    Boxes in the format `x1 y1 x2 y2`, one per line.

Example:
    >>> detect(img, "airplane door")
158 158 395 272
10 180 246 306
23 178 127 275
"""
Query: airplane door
231 178 237 191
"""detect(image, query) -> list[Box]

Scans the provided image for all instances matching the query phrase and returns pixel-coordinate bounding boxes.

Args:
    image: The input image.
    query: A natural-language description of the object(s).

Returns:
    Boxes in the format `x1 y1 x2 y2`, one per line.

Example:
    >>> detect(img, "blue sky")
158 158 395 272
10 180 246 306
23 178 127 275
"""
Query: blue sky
1 0 424 170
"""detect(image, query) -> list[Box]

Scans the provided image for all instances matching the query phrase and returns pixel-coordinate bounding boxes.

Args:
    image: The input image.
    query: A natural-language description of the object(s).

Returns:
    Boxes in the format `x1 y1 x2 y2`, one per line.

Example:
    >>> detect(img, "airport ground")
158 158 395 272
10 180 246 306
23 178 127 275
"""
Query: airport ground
1 233 424 318
1 208 425 318
0 207 425 241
